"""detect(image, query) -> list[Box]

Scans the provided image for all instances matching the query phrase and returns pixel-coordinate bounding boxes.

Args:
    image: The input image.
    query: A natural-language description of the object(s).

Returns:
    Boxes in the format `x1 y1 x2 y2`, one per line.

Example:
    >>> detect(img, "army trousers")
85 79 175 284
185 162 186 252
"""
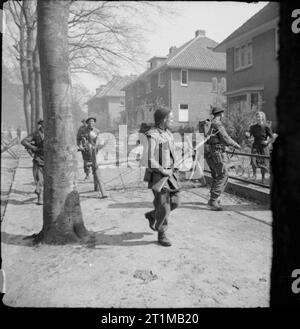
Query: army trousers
81 151 93 175
206 151 229 201
148 189 181 233
32 160 44 195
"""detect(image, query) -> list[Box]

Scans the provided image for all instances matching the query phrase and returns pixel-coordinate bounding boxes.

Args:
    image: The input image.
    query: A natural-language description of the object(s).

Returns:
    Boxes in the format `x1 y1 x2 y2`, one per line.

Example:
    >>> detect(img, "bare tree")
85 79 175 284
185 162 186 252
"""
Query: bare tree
5 0 177 132
22 0 37 132
6 0 31 133
36 0 89 244
6 0 42 133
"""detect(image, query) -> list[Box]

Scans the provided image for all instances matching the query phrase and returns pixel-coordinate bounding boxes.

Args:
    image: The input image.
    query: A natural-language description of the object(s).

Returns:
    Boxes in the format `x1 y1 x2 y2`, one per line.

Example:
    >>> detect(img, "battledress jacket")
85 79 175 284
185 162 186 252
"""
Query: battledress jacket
143 127 180 192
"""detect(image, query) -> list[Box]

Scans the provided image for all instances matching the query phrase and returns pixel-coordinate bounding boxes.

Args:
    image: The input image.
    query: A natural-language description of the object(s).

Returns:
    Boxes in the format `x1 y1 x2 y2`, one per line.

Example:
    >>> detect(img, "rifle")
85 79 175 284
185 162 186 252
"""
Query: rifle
151 131 219 193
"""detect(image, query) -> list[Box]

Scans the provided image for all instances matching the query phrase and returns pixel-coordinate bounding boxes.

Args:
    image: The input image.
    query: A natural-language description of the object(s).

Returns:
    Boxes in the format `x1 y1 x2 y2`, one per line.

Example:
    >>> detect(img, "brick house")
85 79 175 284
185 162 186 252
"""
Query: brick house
87 75 137 131
122 30 226 129
214 2 279 130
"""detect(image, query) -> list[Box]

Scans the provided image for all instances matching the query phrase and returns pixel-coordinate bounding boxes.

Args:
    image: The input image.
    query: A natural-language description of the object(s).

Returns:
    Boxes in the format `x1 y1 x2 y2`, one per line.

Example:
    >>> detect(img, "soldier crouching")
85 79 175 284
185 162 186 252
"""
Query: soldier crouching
143 107 181 247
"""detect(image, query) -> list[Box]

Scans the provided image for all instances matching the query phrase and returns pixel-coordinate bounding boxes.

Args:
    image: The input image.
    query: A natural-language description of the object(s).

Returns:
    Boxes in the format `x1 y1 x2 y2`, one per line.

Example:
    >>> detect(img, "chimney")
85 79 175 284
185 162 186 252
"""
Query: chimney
195 29 206 38
169 46 177 55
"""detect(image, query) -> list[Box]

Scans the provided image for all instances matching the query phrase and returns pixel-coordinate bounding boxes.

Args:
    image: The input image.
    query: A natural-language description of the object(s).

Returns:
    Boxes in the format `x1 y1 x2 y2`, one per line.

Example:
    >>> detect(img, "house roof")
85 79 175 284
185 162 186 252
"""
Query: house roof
215 2 279 52
88 75 137 102
122 33 226 90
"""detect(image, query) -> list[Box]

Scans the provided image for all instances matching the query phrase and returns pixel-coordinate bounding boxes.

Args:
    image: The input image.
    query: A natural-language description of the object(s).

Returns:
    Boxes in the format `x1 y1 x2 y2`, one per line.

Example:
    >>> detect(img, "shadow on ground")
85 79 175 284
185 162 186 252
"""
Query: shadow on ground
1 230 155 248
6 197 37 206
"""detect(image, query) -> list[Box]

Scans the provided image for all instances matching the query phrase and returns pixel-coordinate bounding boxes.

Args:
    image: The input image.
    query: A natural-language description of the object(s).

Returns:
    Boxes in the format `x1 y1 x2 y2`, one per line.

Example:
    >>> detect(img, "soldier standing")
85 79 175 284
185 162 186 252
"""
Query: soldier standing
77 117 108 198
77 119 89 179
144 107 181 247
206 107 241 210
21 119 44 205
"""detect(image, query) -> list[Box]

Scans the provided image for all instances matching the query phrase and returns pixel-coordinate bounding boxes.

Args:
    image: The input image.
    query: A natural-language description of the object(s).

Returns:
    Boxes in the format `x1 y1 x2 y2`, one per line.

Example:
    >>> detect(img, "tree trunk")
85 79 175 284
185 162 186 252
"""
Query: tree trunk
23 0 37 132
33 44 43 123
36 0 89 244
270 3 300 307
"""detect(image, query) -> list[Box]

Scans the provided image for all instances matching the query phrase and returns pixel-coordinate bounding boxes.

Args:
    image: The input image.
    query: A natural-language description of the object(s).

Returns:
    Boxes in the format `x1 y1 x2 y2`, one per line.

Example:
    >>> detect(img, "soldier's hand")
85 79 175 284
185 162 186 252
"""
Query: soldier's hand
234 143 241 150
31 145 38 152
163 169 173 177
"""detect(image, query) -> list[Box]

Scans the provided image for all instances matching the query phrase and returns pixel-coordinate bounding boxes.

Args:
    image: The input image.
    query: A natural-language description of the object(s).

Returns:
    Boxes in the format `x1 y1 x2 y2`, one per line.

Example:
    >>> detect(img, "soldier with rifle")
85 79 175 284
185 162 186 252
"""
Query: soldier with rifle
77 117 108 198
205 107 241 210
21 119 44 205
143 107 181 247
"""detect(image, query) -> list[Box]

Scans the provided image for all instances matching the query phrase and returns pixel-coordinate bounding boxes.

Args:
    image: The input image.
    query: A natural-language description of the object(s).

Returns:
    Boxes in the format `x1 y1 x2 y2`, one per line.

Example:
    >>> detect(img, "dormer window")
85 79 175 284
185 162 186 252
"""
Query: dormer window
181 69 188 86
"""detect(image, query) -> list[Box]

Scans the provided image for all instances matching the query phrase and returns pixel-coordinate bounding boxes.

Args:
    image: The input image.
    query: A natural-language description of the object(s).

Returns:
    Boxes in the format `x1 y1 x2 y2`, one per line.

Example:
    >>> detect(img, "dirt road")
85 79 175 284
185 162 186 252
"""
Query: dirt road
1 152 272 307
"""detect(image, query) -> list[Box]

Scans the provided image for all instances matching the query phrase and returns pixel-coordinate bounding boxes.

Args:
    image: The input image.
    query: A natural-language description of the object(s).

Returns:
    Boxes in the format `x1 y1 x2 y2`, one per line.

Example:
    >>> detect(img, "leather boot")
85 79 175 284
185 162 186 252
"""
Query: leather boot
208 199 222 211
158 231 172 247
145 212 156 231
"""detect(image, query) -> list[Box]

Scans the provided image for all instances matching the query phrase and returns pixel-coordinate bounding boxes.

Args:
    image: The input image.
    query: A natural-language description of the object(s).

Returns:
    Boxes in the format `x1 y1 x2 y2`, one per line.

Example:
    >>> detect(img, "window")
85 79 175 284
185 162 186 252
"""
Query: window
178 104 189 122
158 71 165 88
250 93 259 110
234 42 253 71
212 77 218 92
181 69 188 86
220 77 227 93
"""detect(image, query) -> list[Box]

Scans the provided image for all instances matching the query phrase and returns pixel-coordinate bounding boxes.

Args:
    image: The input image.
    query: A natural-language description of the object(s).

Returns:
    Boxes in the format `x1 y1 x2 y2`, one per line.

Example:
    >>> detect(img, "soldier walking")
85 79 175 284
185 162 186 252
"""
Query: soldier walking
21 119 44 205
144 107 181 247
206 107 241 210
77 117 108 198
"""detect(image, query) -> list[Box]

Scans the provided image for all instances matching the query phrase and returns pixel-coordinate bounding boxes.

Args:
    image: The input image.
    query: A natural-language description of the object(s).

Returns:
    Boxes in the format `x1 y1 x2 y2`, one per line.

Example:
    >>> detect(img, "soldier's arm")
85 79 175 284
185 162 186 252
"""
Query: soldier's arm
218 123 241 148
21 133 36 150
264 126 274 145
76 127 84 146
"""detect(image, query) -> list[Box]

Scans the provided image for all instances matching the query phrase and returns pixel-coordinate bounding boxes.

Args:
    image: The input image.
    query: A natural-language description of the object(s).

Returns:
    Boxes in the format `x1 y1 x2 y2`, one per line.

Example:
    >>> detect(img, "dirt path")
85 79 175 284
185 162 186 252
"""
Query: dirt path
1 153 272 307
1 146 20 221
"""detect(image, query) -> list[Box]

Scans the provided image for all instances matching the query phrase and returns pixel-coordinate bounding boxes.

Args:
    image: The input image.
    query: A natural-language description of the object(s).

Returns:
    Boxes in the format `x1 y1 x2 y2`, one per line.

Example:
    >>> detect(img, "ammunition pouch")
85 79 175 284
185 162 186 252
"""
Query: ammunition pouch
210 144 225 153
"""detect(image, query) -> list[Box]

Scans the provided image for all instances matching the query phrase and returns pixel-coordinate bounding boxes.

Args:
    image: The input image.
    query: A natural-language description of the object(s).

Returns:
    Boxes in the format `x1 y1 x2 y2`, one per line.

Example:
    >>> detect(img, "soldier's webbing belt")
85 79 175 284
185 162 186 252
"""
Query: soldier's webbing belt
210 144 225 152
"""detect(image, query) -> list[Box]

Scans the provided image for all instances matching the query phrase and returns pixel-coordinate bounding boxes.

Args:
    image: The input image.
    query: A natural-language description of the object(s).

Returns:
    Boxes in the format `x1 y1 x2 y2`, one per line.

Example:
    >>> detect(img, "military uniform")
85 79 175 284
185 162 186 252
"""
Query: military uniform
21 127 44 203
77 125 100 177
206 112 240 208
144 126 181 239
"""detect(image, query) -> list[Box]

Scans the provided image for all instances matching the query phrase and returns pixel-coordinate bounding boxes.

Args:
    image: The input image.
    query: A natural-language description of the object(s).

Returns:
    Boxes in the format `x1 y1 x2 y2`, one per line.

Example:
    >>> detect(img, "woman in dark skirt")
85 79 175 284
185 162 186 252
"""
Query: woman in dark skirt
246 111 273 184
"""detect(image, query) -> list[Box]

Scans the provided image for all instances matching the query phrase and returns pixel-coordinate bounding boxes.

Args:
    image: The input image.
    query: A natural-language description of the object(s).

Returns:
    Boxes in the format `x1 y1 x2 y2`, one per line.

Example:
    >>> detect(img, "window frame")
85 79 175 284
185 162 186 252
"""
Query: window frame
181 69 188 86
234 41 253 72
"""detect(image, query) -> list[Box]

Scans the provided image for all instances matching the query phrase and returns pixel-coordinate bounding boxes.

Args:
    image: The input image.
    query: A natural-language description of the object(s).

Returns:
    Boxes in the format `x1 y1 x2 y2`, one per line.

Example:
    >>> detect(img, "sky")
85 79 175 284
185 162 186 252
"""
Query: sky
75 1 269 93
